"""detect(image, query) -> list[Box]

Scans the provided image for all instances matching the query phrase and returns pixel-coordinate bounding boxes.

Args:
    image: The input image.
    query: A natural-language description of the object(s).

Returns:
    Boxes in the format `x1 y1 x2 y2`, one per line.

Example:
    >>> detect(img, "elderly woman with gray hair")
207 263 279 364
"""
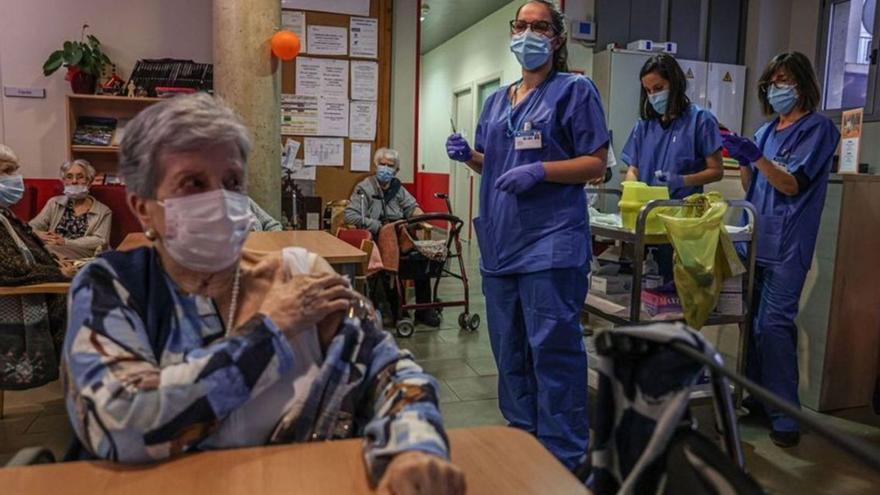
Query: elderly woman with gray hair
62 93 464 494
343 148 442 328
30 158 112 259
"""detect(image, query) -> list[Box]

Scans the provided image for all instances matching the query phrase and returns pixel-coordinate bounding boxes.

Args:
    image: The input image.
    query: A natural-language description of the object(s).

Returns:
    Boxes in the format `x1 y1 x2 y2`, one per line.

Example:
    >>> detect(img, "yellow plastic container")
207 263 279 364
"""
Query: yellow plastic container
619 181 670 234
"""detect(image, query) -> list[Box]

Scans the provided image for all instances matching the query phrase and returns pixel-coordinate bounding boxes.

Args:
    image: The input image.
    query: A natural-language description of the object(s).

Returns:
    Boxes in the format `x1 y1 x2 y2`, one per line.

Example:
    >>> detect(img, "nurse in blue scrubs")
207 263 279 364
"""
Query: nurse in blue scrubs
622 53 724 198
445 0 608 469
723 52 839 448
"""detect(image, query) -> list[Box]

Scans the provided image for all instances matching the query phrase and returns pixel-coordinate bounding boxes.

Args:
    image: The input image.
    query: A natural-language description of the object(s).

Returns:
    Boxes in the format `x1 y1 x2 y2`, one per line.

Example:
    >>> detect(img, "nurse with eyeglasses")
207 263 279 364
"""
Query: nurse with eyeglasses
445 0 609 470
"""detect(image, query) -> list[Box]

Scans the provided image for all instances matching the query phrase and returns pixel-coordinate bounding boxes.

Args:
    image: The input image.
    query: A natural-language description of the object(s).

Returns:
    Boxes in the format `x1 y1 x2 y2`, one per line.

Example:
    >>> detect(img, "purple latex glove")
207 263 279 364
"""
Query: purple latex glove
655 171 685 189
494 162 546 194
722 134 762 165
446 133 473 162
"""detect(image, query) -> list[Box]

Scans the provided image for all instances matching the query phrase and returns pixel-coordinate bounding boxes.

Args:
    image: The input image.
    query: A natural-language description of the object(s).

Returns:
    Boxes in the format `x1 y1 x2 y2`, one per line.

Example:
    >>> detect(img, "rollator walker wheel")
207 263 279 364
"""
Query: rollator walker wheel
396 318 415 338
458 313 480 332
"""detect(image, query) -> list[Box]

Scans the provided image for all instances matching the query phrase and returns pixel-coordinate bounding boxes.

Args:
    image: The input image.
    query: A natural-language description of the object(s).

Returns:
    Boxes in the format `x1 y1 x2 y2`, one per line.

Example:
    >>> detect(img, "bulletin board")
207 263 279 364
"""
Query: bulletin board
281 0 393 202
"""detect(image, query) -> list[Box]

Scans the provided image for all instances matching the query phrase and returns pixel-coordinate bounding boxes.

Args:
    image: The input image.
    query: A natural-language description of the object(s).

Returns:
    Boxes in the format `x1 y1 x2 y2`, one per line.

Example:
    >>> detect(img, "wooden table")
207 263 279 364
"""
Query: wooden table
118 231 367 277
0 427 589 494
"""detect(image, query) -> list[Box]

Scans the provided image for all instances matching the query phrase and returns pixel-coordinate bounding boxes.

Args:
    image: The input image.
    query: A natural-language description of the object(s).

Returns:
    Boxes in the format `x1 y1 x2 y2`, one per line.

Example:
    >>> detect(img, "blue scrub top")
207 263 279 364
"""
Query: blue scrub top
473 72 609 276
621 104 722 199
745 112 840 270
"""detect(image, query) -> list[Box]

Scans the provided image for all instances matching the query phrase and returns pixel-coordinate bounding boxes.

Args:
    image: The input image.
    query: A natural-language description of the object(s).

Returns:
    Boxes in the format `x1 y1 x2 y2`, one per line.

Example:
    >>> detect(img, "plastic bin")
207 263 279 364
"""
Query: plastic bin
619 181 670 234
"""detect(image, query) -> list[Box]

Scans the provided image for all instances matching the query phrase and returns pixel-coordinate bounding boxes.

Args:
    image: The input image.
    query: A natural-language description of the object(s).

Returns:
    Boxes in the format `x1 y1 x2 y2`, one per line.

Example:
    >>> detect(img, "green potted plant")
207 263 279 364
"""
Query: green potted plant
42 24 113 94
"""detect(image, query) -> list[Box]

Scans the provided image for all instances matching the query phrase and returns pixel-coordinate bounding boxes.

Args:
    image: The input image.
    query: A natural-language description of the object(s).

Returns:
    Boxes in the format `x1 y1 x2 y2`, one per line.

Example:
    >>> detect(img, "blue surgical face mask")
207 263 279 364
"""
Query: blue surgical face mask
0 174 24 208
768 84 798 115
510 30 553 71
376 165 395 183
648 90 670 115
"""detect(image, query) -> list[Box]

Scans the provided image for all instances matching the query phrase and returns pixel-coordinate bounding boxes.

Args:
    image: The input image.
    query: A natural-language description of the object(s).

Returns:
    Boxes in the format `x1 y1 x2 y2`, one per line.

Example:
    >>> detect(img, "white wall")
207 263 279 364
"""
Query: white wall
391 0 418 183
0 0 213 178
418 0 595 174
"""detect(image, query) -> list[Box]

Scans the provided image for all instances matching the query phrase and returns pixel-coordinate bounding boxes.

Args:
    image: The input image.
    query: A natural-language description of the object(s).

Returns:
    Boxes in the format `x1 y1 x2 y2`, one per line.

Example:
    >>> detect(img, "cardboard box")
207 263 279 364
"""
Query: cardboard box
721 275 744 293
591 274 632 295
715 292 744 316
641 289 682 316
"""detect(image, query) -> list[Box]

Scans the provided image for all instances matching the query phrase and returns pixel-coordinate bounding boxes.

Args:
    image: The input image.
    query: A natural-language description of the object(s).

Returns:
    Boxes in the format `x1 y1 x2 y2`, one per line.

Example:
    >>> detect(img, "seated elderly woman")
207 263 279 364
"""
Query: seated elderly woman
248 197 283 231
343 149 441 328
63 94 464 494
30 159 112 259
0 144 72 390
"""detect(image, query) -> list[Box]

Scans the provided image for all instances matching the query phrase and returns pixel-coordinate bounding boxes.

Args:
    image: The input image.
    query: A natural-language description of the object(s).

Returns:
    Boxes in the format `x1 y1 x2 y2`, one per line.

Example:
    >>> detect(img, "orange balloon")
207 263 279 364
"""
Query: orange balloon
271 31 301 60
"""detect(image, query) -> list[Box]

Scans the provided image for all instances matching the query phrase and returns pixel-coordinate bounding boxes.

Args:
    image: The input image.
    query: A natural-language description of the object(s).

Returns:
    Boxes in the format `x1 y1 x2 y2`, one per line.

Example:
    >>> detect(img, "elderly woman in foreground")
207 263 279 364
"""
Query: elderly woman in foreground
62 93 464 494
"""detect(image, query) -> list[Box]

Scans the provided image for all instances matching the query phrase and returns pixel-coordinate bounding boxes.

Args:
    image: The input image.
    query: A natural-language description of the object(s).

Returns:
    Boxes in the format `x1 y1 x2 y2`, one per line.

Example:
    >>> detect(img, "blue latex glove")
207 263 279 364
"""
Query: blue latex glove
723 134 762 164
446 133 473 162
494 162 546 194
655 171 685 189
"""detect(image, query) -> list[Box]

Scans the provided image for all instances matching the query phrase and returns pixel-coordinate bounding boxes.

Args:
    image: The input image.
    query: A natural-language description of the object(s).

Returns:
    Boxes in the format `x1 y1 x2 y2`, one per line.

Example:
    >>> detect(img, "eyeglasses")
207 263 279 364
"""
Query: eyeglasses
509 20 556 36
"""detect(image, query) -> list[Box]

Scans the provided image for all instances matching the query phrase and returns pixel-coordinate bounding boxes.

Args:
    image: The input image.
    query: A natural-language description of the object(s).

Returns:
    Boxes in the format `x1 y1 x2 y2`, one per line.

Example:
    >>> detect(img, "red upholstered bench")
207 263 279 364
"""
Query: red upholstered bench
13 179 142 249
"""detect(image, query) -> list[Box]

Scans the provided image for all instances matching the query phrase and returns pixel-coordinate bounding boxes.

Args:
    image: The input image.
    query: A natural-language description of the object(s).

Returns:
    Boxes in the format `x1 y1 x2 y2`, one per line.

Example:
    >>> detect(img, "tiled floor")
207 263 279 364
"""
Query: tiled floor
2 242 879 494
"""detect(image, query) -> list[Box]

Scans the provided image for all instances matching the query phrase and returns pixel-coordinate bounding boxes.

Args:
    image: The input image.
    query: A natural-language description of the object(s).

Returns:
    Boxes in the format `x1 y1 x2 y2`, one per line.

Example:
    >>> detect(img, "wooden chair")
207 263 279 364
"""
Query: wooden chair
0 282 71 419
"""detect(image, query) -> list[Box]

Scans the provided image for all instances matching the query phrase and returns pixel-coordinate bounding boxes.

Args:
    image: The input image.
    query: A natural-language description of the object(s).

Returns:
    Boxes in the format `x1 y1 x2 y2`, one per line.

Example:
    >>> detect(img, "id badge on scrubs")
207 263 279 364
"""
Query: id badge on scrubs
514 122 542 150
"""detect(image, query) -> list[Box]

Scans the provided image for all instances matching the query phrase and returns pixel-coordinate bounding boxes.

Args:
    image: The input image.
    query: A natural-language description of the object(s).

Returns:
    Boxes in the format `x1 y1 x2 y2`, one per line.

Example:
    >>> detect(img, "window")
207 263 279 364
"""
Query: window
820 0 879 115
478 79 500 116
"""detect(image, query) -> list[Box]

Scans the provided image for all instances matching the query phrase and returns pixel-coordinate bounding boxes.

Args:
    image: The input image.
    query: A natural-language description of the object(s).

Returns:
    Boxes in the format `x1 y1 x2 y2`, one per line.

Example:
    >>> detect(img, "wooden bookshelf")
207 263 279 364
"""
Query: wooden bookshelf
66 94 161 174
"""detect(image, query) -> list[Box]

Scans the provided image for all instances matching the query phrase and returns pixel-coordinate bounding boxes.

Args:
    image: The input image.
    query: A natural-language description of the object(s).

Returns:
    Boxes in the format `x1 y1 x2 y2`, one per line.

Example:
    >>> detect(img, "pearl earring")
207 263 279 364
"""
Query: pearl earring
144 228 158 240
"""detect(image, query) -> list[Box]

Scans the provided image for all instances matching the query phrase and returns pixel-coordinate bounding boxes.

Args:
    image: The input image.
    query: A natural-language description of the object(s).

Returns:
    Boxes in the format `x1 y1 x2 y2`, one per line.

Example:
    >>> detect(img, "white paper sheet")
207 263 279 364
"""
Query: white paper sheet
350 17 378 58
281 138 301 171
350 60 378 101
350 142 372 172
318 96 349 137
304 137 344 166
307 25 347 56
295 57 349 98
281 94 319 135
349 101 377 141
282 0 369 16
289 158 317 180
281 11 307 54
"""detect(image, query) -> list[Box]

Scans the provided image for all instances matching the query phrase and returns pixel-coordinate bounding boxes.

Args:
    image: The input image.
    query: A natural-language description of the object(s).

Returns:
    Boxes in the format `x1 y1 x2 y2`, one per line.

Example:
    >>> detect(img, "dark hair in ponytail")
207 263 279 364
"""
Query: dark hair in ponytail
516 0 569 73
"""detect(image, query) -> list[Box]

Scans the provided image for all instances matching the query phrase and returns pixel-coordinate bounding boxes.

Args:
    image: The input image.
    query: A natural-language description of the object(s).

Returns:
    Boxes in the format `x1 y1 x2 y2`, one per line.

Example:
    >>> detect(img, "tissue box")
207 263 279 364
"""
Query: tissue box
641 289 682 316
591 274 632 295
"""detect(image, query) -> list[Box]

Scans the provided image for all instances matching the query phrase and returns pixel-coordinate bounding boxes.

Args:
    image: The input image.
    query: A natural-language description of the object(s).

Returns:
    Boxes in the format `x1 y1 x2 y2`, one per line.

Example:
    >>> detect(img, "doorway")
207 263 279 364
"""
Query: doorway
451 88 474 241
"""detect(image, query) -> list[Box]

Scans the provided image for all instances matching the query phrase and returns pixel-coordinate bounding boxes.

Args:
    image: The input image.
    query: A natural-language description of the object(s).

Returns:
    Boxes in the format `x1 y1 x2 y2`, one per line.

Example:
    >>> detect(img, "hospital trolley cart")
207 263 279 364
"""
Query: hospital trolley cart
583 189 758 406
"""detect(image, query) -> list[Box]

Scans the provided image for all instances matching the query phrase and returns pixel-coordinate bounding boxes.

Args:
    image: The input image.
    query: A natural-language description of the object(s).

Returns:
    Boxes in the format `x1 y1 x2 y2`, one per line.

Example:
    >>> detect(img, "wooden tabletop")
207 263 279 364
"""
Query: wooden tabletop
118 231 367 265
0 427 589 495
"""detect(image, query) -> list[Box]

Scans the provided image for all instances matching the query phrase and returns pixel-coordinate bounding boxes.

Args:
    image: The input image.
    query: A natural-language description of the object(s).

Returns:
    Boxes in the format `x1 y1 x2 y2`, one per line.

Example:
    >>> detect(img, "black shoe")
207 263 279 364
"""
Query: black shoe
415 309 442 328
769 430 801 448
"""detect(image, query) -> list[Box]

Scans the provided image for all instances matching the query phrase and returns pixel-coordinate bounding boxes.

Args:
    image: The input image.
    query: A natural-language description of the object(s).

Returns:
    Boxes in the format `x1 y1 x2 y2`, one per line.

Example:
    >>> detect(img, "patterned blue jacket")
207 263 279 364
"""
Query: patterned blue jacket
62 247 447 484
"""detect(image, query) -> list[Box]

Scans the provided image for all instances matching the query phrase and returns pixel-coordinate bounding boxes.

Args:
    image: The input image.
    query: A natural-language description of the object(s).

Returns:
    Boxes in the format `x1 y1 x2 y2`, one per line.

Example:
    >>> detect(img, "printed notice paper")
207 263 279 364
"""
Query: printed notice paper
282 0 370 17
350 17 378 58
349 101 377 141
281 138 301 171
318 96 349 137
350 142 372 172
281 94 318 135
351 60 378 101
839 108 863 174
281 11 307 53
304 137 344 166
307 25 347 56
295 57 349 98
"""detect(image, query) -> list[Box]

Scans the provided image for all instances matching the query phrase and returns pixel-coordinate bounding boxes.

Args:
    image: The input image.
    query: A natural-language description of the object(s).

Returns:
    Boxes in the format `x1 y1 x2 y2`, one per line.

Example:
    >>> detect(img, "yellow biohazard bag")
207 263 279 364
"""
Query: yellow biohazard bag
657 192 745 329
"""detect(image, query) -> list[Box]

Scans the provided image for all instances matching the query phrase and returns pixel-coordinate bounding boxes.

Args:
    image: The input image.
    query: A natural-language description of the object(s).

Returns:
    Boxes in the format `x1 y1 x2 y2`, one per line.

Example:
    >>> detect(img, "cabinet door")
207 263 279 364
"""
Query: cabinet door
678 59 708 108
707 63 746 134
668 0 703 60
708 0 744 64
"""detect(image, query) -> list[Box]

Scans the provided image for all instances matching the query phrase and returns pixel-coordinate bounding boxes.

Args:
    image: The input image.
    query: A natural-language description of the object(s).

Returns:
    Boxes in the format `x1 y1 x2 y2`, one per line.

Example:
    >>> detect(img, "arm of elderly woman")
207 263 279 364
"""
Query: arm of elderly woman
63 259 302 463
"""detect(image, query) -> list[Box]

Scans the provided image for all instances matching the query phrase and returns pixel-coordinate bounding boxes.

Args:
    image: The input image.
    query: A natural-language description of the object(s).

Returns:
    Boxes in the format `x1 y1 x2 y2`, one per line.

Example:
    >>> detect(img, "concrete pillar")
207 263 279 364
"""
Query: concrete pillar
213 0 281 217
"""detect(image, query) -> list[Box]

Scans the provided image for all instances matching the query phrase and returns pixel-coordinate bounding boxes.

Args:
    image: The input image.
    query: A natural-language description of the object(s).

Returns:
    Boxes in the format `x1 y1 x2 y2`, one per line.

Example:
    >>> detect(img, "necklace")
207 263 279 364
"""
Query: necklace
225 265 241 336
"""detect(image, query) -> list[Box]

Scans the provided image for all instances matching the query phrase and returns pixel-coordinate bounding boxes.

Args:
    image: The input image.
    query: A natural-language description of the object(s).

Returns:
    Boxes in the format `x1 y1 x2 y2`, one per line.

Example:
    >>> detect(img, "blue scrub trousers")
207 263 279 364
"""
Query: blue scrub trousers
482 264 590 469
746 264 807 432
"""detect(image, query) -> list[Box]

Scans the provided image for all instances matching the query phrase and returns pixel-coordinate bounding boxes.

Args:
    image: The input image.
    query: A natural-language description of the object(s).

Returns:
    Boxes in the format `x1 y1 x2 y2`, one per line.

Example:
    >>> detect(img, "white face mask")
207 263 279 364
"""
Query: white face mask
64 184 89 200
158 189 254 273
